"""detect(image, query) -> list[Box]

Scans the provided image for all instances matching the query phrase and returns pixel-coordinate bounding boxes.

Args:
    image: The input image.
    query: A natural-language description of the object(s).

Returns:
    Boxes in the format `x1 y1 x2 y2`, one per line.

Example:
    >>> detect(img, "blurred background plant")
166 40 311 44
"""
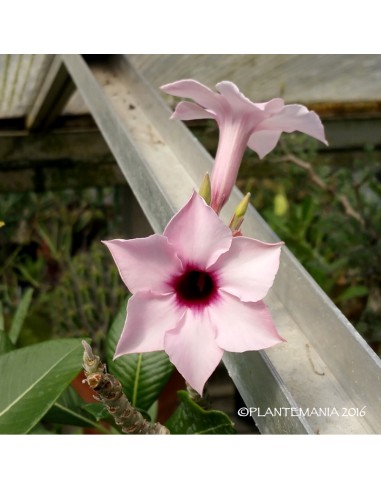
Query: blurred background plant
0 187 127 355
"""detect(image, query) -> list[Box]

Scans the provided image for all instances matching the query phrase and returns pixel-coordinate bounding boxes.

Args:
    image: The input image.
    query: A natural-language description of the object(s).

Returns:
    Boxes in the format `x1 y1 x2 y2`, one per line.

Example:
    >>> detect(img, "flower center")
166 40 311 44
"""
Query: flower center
175 269 215 305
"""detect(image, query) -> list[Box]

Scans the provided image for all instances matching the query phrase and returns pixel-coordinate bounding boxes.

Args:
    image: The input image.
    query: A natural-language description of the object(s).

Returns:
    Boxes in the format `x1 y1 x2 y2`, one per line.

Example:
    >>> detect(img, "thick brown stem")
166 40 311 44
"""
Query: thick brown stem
82 341 170 435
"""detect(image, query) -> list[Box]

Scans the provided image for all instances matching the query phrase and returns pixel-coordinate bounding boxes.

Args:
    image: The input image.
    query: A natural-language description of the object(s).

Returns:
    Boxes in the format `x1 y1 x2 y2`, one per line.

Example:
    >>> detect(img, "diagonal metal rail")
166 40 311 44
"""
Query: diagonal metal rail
61 54 381 434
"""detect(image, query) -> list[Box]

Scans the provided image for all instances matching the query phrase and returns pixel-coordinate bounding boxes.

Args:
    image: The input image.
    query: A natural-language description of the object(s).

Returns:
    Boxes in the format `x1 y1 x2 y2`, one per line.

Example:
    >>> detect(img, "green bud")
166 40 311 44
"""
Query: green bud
235 193 251 218
198 173 211 205
229 193 251 232
274 191 289 216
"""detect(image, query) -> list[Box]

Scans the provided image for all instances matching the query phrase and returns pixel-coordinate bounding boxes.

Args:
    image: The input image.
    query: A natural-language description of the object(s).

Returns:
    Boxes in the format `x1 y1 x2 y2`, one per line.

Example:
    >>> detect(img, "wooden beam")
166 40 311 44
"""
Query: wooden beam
26 56 76 130
0 128 125 193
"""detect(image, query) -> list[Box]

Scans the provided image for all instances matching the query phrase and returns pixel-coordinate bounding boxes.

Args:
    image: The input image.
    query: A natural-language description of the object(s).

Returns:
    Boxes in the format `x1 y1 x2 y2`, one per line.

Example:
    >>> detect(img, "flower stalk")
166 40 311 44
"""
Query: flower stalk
82 340 170 434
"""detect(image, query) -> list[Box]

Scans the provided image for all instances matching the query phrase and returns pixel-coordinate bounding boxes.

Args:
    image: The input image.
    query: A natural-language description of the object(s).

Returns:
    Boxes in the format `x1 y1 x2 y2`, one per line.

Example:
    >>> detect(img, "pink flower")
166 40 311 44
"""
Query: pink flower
103 192 283 395
161 79 328 214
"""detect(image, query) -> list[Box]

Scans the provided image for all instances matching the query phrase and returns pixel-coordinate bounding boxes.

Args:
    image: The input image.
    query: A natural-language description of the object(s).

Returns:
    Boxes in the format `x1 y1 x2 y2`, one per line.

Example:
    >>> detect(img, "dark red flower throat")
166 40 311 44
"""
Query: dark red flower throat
174 269 216 307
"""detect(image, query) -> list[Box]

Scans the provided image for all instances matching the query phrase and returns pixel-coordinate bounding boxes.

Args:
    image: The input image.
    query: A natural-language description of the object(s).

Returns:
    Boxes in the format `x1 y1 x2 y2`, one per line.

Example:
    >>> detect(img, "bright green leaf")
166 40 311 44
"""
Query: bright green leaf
8 287 34 344
166 390 236 435
0 338 83 434
106 299 174 411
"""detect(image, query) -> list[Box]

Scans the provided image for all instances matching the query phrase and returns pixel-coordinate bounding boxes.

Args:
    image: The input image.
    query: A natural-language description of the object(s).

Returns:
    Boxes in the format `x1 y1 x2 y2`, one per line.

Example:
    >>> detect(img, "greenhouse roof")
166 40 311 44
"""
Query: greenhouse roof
1 54 381 121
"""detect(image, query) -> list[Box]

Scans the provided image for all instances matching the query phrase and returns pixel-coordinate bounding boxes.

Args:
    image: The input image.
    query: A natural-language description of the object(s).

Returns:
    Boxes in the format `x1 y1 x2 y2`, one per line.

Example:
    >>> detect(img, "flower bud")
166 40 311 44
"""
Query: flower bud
229 193 251 232
198 173 211 205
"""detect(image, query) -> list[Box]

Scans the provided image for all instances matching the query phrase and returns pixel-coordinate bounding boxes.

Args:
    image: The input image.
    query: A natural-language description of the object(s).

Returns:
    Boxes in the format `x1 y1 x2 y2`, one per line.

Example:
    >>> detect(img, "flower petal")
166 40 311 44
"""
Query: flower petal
247 129 282 159
254 98 285 114
164 192 232 269
216 82 285 119
257 104 328 144
114 291 184 357
211 292 285 352
102 235 183 294
171 101 216 121
213 236 283 302
164 309 223 395
161 79 222 113
215 81 260 115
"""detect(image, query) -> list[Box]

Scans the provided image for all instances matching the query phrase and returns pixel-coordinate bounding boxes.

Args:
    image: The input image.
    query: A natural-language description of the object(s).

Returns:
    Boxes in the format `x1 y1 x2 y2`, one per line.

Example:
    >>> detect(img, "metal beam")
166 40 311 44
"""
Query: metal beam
61 54 381 434
26 56 76 130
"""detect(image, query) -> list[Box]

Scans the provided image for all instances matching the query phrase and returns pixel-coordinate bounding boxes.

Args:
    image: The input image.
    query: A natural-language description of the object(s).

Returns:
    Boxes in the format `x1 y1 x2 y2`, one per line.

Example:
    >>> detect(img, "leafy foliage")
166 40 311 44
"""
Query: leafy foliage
0 339 83 434
0 188 126 353
43 386 108 431
166 390 236 434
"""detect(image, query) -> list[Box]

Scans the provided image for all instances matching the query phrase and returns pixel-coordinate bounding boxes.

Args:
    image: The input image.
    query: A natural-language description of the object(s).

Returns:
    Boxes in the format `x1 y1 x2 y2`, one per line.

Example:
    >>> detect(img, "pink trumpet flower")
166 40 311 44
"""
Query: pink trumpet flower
161 79 328 214
103 192 284 395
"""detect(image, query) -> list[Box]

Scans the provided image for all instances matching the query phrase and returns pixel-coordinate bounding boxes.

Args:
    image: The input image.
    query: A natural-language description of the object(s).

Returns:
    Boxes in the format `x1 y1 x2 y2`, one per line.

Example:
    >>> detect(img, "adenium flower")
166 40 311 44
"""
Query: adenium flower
161 79 328 214
103 192 283 395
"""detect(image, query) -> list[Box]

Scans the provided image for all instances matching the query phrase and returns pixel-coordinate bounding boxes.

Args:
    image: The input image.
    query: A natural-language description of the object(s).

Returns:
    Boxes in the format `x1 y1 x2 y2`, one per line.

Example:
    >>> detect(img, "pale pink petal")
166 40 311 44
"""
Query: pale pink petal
213 236 283 302
216 82 285 120
164 309 223 395
115 291 185 357
102 235 183 294
161 79 222 113
215 81 260 115
253 98 285 113
257 104 328 144
211 292 285 352
247 129 282 158
164 192 232 269
171 101 216 121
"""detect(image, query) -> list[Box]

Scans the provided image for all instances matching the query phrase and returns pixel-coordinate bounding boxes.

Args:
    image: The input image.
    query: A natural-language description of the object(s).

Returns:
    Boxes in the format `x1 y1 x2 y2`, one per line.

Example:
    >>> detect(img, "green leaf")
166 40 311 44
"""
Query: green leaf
43 386 108 432
0 302 14 355
0 338 83 434
36 224 60 260
0 301 4 332
82 403 110 422
8 287 34 344
335 285 369 303
106 299 174 411
28 423 55 434
166 391 236 435
0 331 14 355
